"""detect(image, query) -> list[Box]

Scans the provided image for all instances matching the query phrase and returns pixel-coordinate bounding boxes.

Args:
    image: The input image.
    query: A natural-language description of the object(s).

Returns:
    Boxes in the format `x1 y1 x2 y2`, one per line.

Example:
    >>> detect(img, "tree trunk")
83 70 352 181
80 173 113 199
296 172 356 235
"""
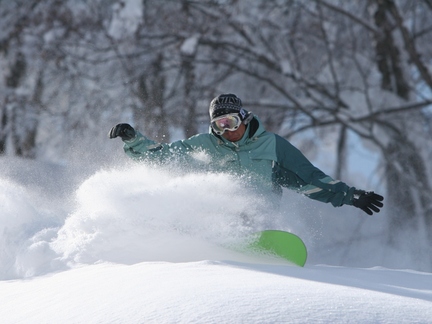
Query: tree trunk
372 0 410 100
135 53 169 142
182 53 198 138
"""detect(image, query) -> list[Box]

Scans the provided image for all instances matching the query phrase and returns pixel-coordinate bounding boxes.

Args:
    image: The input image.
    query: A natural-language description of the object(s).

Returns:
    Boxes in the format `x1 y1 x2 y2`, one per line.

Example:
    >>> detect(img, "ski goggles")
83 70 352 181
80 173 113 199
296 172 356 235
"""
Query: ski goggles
211 113 242 135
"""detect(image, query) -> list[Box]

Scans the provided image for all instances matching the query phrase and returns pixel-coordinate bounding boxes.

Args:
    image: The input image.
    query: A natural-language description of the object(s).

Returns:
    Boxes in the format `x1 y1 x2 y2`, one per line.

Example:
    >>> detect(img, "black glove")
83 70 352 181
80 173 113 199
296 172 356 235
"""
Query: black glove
108 123 136 141
352 190 384 215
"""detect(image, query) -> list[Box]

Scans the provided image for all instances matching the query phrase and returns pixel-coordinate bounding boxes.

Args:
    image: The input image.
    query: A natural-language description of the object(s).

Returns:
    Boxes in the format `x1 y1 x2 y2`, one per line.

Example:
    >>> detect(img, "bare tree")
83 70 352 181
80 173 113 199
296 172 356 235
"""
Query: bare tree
0 2 41 158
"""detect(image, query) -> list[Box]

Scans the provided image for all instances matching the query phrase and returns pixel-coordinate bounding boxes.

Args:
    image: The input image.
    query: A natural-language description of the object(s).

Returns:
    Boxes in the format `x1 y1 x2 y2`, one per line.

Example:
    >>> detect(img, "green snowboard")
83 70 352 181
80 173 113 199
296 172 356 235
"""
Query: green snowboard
249 230 307 267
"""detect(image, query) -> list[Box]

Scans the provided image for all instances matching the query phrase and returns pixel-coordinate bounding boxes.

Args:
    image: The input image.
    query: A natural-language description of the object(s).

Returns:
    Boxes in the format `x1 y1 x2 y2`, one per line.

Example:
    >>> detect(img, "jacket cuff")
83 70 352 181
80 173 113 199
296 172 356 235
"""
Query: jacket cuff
342 187 357 206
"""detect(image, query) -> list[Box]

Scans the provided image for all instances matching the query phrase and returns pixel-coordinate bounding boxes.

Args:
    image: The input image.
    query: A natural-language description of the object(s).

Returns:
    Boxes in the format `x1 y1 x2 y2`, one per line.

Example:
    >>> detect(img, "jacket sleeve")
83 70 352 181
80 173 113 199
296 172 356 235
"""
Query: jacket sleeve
273 135 355 207
122 131 197 164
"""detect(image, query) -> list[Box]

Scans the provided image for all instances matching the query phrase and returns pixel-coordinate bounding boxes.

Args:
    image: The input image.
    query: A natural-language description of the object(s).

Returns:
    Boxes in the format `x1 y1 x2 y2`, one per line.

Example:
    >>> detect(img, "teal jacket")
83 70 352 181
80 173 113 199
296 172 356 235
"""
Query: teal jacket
122 116 356 207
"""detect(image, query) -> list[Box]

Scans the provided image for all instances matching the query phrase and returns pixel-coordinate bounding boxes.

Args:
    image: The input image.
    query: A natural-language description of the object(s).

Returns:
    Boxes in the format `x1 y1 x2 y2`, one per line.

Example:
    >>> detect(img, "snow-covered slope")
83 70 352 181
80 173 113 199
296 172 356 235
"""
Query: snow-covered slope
1 158 431 323
1 261 431 323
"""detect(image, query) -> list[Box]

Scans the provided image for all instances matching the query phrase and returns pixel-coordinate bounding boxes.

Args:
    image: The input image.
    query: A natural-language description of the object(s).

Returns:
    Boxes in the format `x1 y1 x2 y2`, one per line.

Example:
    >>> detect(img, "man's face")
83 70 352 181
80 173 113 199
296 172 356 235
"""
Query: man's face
221 123 246 142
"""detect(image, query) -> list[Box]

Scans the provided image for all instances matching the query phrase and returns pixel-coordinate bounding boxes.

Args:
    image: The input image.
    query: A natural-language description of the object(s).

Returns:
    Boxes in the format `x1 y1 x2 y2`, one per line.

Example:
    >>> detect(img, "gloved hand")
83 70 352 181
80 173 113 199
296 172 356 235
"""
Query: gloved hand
352 190 384 215
108 123 136 141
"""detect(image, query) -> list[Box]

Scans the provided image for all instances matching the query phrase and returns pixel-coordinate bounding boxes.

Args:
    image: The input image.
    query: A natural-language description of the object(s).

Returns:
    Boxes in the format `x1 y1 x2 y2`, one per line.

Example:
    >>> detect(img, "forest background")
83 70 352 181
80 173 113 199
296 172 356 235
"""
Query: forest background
1 0 432 271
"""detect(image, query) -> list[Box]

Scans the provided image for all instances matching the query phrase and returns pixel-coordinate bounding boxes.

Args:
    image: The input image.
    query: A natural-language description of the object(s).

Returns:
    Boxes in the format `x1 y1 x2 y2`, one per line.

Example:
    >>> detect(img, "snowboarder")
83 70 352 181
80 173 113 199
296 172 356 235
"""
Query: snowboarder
109 93 383 215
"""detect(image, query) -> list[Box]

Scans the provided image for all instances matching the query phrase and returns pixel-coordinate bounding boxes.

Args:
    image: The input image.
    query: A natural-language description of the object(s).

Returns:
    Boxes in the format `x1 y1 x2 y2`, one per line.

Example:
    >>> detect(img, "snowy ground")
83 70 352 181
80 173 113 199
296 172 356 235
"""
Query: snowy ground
2 262 431 323
1 157 431 323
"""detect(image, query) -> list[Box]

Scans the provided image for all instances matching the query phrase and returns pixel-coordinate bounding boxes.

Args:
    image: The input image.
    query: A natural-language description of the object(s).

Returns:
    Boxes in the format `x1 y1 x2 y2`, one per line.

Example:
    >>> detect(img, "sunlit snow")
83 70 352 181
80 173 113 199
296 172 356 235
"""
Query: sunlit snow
0 157 431 323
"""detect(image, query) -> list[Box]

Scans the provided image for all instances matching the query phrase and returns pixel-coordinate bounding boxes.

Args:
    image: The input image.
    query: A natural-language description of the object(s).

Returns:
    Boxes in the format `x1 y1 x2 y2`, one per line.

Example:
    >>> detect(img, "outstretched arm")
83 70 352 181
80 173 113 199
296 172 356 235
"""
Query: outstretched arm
274 135 383 215
108 123 209 166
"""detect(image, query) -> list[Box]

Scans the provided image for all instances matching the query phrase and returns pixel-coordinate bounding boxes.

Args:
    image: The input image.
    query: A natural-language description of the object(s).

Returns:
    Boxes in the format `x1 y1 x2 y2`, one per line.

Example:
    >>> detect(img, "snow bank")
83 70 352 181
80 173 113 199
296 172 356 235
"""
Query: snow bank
1 262 431 323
